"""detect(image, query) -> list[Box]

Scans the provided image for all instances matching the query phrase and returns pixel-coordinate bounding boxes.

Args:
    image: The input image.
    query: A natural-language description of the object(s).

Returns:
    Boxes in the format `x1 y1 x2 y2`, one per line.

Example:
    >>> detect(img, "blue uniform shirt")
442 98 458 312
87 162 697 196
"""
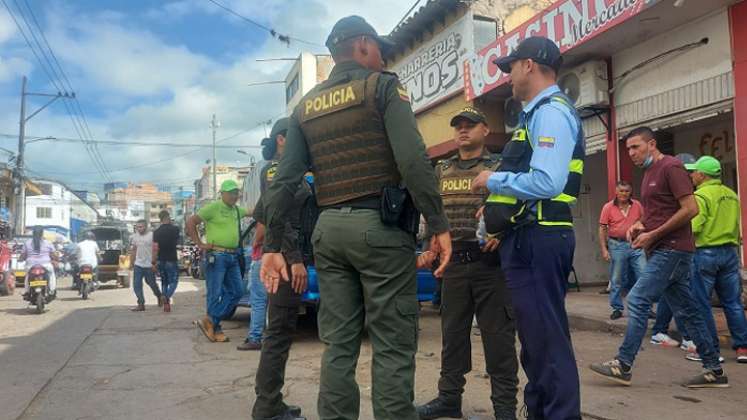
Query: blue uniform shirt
487 85 580 202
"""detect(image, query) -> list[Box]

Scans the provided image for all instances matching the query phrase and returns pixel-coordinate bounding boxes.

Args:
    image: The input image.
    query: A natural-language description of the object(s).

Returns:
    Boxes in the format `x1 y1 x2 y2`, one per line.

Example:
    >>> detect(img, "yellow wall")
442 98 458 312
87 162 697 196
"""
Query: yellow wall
416 94 471 148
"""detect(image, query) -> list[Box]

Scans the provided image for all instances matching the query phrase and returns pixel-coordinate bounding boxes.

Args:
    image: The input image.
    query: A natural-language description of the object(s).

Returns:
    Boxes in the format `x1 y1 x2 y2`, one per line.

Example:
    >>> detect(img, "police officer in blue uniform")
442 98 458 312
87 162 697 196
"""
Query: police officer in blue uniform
472 36 584 419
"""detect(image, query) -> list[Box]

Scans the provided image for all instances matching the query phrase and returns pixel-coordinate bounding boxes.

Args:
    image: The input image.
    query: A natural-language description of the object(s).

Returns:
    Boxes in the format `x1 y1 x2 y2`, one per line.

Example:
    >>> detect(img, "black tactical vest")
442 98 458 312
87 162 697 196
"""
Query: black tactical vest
484 92 585 236
297 72 400 207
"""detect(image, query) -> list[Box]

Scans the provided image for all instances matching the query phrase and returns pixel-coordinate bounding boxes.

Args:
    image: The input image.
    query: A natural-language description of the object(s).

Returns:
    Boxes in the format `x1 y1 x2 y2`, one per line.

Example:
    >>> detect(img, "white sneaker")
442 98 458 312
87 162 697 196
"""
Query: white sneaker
680 340 696 352
685 350 725 363
650 333 679 347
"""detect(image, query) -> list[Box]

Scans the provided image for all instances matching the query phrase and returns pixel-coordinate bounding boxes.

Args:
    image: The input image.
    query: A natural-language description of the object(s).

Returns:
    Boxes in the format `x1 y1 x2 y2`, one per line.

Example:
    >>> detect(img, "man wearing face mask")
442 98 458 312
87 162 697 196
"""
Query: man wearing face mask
590 127 728 389
471 36 584 419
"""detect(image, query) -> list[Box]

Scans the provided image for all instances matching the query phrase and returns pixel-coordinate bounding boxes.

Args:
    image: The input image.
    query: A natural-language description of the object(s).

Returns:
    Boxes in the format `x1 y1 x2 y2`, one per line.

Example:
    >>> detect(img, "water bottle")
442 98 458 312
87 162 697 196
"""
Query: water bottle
476 215 487 247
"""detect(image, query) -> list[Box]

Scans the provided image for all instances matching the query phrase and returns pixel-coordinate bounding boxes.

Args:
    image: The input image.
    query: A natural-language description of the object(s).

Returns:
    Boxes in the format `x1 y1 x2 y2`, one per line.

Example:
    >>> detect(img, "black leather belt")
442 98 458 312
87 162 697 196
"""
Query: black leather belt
323 196 380 211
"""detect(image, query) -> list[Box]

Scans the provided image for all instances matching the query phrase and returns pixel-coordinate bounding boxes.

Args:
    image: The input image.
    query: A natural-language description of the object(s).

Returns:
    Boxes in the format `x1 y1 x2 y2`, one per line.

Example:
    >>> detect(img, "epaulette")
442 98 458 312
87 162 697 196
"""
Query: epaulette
381 70 400 79
438 155 458 170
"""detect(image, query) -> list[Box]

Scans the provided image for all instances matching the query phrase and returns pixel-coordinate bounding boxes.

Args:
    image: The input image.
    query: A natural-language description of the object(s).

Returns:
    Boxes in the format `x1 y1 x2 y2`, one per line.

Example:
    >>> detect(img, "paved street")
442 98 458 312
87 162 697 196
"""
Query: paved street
1 275 745 420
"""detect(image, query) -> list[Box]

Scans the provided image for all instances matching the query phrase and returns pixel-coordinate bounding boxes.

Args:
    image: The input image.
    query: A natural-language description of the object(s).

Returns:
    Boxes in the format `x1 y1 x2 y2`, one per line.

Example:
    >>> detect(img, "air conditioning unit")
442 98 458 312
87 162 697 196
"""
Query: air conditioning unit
558 60 609 109
503 97 523 133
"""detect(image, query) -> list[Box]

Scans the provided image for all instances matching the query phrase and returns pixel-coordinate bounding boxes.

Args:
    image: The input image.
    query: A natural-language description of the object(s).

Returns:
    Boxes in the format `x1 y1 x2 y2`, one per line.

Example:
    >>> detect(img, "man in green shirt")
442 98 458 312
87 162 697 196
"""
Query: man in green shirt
187 179 249 343
259 15 452 420
685 155 747 363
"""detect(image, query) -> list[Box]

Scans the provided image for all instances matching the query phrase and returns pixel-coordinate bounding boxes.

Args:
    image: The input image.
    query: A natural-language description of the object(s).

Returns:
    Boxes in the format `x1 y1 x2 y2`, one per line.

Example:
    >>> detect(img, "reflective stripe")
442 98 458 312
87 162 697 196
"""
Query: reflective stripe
538 220 573 227
486 194 518 204
552 193 576 204
512 129 528 142
551 96 571 107
569 159 584 174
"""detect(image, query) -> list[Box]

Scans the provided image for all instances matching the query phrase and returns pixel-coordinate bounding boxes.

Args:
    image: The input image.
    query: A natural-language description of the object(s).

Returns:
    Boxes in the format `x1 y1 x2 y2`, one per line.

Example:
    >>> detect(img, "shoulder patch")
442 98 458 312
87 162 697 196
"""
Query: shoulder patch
300 80 365 123
538 136 555 148
266 164 277 182
397 84 410 102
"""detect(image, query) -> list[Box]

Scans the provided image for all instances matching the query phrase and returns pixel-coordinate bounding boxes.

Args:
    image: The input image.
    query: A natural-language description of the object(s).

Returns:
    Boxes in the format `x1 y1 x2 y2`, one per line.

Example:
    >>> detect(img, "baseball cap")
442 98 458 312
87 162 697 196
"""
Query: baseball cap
494 36 563 73
269 118 289 139
325 15 395 54
450 106 488 127
220 179 240 193
684 155 721 177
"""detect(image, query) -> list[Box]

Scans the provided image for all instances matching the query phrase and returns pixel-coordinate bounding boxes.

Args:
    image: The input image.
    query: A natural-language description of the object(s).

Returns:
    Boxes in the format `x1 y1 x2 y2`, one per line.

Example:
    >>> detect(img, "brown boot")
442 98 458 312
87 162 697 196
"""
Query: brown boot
214 329 229 343
163 300 171 313
196 316 215 342
130 304 145 312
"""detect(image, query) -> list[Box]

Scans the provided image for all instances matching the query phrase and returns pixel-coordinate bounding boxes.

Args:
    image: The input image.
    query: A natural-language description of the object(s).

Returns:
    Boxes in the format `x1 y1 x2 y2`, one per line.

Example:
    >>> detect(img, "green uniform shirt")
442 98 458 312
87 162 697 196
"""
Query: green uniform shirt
691 179 741 248
261 61 449 252
198 200 248 249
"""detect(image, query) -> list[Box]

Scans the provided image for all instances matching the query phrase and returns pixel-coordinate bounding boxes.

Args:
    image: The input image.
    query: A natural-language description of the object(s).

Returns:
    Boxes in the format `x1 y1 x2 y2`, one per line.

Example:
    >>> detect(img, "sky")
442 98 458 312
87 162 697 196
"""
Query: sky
0 0 409 193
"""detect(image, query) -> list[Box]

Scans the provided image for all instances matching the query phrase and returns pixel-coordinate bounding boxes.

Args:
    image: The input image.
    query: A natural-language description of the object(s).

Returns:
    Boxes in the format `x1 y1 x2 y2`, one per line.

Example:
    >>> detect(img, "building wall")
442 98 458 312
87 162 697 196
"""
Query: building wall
25 182 71 235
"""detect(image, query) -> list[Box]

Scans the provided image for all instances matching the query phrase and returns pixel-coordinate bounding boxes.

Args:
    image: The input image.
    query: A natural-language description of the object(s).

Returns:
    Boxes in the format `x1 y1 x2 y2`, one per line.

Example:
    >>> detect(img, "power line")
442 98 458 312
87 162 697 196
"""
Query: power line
204 0 324 48
0 133 262 148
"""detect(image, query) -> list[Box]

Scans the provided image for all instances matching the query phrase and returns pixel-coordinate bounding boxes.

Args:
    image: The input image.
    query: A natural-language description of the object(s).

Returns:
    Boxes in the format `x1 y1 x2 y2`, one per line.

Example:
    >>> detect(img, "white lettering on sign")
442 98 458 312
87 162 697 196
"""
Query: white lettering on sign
464 0 661 100
390 12 475 113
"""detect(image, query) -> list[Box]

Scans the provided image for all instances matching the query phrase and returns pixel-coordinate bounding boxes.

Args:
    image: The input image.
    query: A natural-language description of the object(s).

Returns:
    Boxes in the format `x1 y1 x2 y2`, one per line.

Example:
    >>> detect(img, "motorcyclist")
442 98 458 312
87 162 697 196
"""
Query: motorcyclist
21 226 58 299
77 231 101 287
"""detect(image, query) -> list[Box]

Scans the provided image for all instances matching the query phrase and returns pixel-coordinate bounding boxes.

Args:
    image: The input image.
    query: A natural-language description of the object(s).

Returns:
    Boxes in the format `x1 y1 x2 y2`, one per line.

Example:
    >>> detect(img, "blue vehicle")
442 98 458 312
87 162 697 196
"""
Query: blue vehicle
238 263 437 310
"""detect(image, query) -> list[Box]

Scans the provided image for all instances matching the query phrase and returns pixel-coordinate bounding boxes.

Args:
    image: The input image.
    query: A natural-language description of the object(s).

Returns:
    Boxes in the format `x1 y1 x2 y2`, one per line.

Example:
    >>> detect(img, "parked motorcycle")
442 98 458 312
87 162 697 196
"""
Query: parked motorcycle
24 264 50 314
189 247 203 280
78 264 95 300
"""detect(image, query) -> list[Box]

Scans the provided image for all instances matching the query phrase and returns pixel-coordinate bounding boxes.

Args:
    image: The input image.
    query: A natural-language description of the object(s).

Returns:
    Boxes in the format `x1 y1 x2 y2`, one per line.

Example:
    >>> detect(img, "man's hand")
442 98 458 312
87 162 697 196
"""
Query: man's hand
260 253 288 294
416 251 436 270
471 170 494 192
632 231 656 251
626 221 644 243
197 242 213 251
151 265 158 274
429 232 452 278
601 248 610 262
290 263 308 294
475 205 485 219
482 238 500 253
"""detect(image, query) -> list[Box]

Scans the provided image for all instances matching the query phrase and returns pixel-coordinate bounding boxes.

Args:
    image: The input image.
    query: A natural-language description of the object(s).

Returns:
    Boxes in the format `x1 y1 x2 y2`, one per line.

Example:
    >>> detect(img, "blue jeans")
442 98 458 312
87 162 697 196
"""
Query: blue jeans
607 239 646 311
246 259 268 343
617 249 721 370
158 261 179 300
692 246 747 350
205 252 244 330
652 297 690 340
133 265 161 305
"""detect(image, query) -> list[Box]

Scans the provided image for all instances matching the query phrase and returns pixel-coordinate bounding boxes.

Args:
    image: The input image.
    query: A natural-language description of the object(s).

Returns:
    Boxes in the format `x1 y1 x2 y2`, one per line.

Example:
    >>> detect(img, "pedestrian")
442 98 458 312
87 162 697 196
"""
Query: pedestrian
153 210 180 313
598 180 646 320
237 123 288 351
684 155 747 363
650 297 693 348
187 179 249 343
251 169 315 420
417 107 518 420
471 36 585 419
130 220 162 312
259 15 452 420
589 127 728 388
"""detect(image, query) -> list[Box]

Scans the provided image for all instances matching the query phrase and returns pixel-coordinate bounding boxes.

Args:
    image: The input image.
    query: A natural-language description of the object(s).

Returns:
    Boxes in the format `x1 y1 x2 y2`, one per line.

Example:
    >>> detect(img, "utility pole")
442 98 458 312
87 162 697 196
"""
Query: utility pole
13 76 73 235
210 114 220 197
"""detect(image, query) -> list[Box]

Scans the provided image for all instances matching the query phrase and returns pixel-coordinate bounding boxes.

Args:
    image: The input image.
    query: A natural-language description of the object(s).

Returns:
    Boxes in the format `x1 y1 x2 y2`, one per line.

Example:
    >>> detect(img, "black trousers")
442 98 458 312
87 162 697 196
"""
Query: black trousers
252 268 302 419
438 256 519 412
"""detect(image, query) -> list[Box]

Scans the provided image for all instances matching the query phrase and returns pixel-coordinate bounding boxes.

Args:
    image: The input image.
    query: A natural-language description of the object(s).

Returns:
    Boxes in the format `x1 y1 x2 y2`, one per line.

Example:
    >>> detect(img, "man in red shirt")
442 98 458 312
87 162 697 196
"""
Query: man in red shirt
598 181 645 320
590 126 727 388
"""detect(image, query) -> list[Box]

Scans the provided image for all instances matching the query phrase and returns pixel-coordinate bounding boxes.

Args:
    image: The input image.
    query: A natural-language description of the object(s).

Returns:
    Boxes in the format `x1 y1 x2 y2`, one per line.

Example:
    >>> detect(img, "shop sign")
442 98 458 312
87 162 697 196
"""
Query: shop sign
464 0 661 100
391 12 474 113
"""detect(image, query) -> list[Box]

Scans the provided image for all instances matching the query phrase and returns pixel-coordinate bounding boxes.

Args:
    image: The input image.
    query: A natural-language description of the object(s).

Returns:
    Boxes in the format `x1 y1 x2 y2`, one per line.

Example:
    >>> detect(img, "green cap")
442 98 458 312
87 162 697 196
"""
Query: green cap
450 106 488 127
269 118 289 139
325 15 395 54
220 179 240 192
684 155 721 177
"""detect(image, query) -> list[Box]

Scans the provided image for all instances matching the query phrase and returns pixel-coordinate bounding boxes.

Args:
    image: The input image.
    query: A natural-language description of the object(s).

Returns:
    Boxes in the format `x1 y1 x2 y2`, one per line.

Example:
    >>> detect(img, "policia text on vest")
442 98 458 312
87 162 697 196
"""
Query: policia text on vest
258 29 452 419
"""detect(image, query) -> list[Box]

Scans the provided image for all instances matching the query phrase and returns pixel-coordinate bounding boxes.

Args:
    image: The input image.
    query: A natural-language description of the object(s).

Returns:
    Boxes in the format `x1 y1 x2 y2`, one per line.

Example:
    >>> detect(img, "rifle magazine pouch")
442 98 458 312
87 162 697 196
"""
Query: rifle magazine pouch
380 187 407 226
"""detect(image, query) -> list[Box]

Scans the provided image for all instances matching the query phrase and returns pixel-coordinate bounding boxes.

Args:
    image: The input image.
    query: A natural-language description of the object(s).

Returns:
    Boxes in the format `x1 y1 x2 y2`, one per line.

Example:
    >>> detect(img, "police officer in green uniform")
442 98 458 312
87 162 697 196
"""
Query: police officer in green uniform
417 107 518 420
259 15 452 420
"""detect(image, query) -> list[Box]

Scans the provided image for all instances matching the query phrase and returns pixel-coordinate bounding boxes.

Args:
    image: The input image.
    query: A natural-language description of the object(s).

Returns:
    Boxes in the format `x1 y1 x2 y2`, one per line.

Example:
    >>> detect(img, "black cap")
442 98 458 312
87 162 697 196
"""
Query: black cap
325 15 395 54
493 36 563 73
269 117 288 139
450 106 488 127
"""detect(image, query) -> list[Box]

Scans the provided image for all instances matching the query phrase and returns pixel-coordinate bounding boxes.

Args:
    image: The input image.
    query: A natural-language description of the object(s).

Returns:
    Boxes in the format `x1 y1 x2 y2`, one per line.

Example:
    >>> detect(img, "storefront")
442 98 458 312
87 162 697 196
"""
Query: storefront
464 0 745 283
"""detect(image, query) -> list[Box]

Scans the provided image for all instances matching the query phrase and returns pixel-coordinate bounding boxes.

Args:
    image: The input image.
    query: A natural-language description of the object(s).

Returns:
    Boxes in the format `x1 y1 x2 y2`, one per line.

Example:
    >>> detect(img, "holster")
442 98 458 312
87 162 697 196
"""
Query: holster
380 186 420 238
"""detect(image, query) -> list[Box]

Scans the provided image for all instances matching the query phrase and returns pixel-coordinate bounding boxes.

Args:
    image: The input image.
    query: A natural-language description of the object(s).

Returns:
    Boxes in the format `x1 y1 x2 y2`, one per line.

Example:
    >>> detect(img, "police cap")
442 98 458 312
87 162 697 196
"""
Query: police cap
269 117 289 139
494 36 563 73
450 107 488 127
325 15 395 54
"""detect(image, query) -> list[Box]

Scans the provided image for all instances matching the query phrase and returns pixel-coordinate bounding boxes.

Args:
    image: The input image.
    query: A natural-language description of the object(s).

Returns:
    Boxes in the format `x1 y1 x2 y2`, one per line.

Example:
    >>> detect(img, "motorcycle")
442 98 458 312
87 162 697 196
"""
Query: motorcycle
78 264 95 300
0 238 14 296
24 264 50 314
189 247 203 279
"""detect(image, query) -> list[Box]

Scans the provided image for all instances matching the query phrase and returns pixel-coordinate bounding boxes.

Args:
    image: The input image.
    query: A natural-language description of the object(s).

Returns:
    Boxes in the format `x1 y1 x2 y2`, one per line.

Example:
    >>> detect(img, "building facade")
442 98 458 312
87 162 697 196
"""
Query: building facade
25 179 98 240
285 52 335 115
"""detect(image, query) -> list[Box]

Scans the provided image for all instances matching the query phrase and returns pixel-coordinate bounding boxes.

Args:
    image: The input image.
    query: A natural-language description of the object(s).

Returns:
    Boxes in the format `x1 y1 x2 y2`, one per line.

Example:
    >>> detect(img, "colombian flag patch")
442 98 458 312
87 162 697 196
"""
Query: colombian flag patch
397 86 410 102
538 136 555 148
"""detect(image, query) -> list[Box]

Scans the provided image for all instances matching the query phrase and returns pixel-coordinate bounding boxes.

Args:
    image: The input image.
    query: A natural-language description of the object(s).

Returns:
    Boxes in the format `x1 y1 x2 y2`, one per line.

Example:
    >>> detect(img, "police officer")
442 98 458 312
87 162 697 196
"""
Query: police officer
418 107 518 420
251 154 313 419
259 15 452 420
472 37 584 419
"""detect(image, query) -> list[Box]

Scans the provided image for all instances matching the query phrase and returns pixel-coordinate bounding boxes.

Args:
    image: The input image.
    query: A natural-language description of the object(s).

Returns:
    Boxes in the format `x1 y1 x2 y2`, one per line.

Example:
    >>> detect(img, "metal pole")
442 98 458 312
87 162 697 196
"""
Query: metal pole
211 114 217 197
14 76 27 236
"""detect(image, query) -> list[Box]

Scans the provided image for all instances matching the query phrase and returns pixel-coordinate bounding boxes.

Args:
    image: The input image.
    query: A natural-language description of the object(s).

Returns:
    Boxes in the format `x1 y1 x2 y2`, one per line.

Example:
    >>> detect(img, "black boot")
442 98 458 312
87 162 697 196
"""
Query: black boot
416 396 462 420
